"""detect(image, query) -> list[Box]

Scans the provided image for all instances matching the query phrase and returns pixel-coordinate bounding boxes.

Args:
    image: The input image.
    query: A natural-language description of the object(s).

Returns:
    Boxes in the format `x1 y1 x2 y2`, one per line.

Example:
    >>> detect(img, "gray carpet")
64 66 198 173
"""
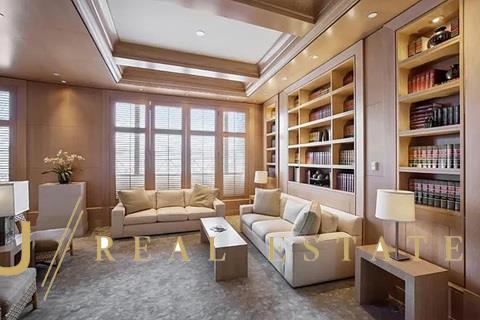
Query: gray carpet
22 217 403 320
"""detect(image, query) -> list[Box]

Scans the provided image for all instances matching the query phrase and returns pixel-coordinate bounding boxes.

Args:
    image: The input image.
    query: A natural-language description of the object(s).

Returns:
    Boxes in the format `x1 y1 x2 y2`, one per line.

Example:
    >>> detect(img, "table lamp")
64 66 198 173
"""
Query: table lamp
254 171 268 187
375 189 415 261
0 181 30 246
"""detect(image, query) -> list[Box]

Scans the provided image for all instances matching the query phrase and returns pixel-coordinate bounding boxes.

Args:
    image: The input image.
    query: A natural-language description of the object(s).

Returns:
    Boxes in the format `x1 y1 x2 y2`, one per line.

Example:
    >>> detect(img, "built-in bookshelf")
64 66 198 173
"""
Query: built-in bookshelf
287 58 356 195
396 0 463 219
264 97 278 188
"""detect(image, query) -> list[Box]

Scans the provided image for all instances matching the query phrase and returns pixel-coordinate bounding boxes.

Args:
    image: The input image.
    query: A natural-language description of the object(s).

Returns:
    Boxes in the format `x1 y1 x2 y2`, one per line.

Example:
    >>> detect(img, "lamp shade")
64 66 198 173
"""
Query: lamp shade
375 189 415 222
254 171 268 184
0 181 29 217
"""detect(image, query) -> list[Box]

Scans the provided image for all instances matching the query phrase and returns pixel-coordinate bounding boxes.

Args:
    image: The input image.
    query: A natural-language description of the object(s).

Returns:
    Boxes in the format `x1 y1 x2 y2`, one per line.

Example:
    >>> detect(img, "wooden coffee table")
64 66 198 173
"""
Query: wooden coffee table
200 217 248 281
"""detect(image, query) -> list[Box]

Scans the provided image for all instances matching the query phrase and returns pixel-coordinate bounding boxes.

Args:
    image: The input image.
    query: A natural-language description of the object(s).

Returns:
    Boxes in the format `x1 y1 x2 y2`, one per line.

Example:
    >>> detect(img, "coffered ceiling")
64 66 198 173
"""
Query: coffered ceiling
0 0 421 103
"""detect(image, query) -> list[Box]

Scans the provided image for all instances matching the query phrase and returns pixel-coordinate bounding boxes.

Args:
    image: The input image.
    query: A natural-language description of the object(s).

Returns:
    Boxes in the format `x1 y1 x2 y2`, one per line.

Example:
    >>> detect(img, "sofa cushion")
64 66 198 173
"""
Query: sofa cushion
189 184 216 208
252 219 293 241
282 199 309 224
156 207 188 222
293 210 321 236
241 213 280 229
0 268 36 316
118 189 153 215
185 206 216 220
253 188 281 216
265 231 294 256
156 190 185 208
320 206 339 233
123 209 157 225
145 190 157 209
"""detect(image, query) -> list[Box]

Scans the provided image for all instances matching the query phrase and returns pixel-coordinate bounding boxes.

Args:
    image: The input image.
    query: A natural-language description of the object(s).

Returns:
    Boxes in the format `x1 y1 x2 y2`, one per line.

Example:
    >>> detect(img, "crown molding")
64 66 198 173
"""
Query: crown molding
71 0 122 82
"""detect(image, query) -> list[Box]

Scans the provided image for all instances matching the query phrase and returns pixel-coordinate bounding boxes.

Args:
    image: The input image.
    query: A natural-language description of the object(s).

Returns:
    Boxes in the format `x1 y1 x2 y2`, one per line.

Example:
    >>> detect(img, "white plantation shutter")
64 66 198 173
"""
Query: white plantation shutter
223 111 246 197
191 109 215 132
114 102 146 191
0 91 11 181
191 135 215 187
155 106 182 190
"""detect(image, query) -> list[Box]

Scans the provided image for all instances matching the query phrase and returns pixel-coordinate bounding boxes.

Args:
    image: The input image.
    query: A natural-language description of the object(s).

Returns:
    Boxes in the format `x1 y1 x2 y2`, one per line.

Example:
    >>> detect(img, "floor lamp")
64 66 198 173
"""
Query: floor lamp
375 189 415 261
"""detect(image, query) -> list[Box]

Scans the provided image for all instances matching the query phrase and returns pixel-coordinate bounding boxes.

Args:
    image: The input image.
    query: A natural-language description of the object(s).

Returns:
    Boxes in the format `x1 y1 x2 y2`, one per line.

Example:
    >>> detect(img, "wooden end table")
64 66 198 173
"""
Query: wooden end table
0 234 34 267
200 217 248 281
355 244 448 320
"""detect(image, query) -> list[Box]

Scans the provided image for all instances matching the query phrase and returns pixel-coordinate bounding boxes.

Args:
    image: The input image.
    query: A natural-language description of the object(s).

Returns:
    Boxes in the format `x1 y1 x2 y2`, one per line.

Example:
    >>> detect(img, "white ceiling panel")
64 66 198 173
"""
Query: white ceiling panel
107 0 283 64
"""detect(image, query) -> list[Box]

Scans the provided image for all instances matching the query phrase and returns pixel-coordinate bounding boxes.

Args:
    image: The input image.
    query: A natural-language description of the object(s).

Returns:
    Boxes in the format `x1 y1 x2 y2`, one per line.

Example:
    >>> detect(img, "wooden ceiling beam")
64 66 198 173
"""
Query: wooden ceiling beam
171 0 319 36
113 42 259 82
120 67 246 97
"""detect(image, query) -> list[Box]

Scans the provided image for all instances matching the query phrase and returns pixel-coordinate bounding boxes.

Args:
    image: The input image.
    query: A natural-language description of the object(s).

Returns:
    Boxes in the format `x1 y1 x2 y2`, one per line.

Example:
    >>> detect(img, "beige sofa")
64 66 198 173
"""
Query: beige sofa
111 189 225 239
240 193 362 287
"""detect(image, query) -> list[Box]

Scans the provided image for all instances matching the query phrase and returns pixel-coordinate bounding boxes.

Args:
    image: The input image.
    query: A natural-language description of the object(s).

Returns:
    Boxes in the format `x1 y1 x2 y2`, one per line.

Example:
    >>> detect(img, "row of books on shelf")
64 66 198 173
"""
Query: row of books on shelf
306 151 331 165
408 69 444 94
309 128 330 142
409 178 460 211
339 149 355 165
408 144 460 169
344 121 354 138
337 173 354 193
410 103 460 130
309 105 331 121
268 167 276 178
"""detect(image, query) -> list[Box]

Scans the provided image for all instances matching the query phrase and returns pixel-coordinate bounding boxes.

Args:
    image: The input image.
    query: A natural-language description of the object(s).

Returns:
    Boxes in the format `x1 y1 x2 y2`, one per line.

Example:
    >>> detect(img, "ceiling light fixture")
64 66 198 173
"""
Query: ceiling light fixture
0 12 4 18
281 76 288 81
432 16 444 24
311 55 319 60
196 29 206 37
368 12 378 19
53 72 60 77
61 80 67 84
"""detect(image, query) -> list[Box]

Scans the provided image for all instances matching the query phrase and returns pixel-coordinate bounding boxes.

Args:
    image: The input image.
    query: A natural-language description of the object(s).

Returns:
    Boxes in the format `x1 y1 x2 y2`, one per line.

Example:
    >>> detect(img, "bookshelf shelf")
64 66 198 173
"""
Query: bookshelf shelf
399 167 460 175
399 79 460 104
264 98 278 184
398 37 460 70
266 132 276 137
395 0 464 281
286 57 357 196
398 124 461 138
266 163 276 166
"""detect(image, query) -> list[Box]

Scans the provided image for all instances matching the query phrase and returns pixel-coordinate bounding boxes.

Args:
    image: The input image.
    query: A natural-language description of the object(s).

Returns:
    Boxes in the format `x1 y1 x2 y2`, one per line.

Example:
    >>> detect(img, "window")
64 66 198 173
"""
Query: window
0 90 11 182
155 106 182 190
191 108 216 188
223 112 246 196
114 102 146 192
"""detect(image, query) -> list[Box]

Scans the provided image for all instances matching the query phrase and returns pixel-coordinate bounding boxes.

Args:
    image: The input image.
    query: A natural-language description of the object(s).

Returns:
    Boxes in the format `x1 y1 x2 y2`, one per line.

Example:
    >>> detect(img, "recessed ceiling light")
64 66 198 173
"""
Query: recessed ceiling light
139 88 144 91
367 12 378 19
311 55 319 60
196 29 206 37
53 72 60 77
281 76 288 81
61 80 67 84
432 16 444 24
0 12 4 18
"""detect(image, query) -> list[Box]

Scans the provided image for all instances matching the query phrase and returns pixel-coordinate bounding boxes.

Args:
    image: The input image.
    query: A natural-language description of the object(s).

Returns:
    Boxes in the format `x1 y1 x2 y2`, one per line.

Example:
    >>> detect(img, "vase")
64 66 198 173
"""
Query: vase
57 172 72 184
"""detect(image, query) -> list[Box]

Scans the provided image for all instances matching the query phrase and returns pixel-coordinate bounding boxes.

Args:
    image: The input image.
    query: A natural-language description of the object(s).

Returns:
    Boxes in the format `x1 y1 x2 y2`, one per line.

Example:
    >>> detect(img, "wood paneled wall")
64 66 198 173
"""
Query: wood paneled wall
0 78 262 228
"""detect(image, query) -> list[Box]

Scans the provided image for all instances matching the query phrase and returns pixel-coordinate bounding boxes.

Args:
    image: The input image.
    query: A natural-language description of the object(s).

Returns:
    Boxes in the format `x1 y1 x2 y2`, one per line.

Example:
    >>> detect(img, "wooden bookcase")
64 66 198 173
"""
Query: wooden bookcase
264 96 278 188
395 0 464 284
281 41 364 217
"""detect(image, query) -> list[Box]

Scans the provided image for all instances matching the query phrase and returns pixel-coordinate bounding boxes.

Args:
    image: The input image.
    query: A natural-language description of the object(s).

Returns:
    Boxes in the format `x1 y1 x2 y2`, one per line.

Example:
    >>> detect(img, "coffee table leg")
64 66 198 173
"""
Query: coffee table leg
214 245 248 281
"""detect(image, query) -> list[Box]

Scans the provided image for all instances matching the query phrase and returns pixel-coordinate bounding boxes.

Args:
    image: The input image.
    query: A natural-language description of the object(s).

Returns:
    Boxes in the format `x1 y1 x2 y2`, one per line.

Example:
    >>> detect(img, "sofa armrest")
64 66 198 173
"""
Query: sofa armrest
111 203 125 239
283 232 357 253
239 204 253 216
213 198 225 217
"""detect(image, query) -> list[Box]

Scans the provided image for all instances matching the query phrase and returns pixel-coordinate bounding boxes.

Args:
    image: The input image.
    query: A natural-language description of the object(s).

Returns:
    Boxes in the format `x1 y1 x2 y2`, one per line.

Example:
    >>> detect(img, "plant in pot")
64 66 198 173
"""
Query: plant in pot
42 150 85 184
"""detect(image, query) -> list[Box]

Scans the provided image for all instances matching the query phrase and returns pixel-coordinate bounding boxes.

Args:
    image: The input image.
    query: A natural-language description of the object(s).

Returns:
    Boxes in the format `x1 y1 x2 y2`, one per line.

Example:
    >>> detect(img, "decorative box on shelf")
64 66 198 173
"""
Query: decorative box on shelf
38 182 88 237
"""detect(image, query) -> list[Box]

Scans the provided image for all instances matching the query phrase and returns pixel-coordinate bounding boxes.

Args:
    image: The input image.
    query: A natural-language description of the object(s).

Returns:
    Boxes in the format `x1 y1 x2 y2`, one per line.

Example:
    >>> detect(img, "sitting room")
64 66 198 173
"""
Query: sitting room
0 0 479 319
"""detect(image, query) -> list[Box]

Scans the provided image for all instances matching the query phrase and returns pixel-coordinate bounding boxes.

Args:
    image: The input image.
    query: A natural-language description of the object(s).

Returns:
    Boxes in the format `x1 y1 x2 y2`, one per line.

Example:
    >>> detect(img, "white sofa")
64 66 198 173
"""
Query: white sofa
240 193 362 287
111 189 225 239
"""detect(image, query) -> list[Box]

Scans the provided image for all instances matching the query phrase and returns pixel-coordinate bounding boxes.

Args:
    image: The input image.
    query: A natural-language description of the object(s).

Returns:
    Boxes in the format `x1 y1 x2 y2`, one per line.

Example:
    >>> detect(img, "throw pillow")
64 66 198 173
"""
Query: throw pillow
292 210 321 236
156 190 185 208
320 207 339 233
189 184 216 208
253 188 281 216
282 200 309 224
118 189 153 215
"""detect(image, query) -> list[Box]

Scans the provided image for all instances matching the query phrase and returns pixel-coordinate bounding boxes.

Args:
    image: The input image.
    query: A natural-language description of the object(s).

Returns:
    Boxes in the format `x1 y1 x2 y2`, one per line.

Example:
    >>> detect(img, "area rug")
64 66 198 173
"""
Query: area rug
22 217 403 320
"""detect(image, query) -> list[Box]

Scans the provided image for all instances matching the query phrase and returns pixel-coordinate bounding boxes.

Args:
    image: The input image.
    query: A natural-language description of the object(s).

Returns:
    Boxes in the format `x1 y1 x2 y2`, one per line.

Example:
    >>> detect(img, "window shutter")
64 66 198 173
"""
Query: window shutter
223 111 246 133
191 135 215 188
0 91 10 182
190 109 215 132
114 102 146 192
223 136 246 196
154 106 182 190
